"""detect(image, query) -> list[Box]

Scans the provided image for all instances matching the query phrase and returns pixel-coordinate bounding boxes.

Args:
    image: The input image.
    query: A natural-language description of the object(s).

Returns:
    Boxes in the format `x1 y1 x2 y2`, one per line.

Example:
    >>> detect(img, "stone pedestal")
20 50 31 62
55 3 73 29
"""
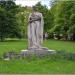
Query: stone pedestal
21 48 56 57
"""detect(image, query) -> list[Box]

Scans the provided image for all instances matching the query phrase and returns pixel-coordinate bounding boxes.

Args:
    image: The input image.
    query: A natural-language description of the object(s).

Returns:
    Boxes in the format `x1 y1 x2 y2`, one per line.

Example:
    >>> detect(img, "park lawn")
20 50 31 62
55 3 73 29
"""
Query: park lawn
0 39 75 74
0 59 75 74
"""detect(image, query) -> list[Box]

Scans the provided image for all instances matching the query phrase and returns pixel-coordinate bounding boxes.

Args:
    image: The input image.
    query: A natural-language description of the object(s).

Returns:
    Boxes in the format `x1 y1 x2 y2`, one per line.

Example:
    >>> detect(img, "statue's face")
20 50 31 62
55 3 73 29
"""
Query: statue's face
32 7 38 12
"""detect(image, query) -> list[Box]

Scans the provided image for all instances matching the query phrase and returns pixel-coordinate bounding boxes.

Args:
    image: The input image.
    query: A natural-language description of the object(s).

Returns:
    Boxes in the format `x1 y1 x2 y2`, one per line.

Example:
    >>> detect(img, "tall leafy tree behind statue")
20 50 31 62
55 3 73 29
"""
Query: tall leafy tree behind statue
0 0 21 41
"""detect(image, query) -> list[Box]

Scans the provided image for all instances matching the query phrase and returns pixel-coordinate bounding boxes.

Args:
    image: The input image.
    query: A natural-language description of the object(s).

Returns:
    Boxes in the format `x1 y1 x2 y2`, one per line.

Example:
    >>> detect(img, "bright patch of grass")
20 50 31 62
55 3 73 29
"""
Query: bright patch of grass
43 40 75 53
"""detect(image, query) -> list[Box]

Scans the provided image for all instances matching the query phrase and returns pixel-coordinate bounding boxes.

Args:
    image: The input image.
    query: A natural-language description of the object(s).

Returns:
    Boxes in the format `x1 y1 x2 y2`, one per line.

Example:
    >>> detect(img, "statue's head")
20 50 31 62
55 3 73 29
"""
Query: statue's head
32 6 38 12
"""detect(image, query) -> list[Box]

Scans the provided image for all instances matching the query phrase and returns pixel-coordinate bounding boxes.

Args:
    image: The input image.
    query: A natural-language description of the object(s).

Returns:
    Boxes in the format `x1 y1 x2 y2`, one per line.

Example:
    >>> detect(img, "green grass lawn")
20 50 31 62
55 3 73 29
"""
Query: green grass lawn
43 40 75 53
0 59 75 74
0 39 75 74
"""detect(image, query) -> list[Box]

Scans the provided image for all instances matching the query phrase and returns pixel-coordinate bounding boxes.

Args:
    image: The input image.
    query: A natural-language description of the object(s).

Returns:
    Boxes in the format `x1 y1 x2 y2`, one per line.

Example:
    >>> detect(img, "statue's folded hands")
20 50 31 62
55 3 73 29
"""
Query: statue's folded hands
29 18 41 23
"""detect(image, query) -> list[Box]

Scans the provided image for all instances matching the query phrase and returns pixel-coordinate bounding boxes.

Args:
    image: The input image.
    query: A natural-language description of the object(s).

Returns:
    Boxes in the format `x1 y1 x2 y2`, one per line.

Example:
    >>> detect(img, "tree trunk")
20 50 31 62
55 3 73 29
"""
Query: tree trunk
0 35 4 42
73 33 75 41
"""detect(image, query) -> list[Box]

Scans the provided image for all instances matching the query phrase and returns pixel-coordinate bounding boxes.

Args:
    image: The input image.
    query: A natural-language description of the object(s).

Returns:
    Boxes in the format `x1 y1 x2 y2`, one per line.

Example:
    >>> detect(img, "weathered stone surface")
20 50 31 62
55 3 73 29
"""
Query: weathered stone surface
20 49 56 57
28 47 48 50
2 49 56 60
3 51 20 60
28 11 44 49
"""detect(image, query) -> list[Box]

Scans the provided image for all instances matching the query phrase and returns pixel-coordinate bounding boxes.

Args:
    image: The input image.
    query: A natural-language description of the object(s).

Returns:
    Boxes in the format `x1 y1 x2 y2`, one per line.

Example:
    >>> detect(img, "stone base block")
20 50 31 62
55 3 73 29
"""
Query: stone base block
21 48 56 57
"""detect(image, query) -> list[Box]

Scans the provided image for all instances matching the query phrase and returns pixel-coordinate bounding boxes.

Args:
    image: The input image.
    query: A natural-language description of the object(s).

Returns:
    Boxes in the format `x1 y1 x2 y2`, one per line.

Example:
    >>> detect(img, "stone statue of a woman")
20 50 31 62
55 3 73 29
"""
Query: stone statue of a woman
28 7 44 50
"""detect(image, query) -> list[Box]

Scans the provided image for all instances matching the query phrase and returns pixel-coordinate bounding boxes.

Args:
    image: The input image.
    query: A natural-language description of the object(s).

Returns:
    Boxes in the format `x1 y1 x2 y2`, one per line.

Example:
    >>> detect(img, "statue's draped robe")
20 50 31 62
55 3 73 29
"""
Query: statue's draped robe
28 12 44 49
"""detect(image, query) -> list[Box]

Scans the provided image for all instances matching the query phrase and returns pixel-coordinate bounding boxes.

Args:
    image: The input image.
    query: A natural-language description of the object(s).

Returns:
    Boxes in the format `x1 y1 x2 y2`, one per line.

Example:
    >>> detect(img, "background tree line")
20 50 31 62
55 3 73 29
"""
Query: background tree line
0 0 75 41
49 0 75 40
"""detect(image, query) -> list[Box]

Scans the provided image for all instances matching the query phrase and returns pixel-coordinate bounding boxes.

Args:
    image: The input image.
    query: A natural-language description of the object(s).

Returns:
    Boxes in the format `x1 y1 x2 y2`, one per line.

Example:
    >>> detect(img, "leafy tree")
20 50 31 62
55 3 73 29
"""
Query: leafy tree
0 0 21 41
16 6 32 38
50 0 75 40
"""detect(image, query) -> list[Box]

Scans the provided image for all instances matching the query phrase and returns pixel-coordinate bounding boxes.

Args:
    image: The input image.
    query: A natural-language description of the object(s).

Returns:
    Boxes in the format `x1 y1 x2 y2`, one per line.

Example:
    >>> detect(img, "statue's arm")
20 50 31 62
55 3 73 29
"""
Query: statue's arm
28 13 32 23
29 18 41 23
29 19 33 23
28 17 34 23
28 13 41 23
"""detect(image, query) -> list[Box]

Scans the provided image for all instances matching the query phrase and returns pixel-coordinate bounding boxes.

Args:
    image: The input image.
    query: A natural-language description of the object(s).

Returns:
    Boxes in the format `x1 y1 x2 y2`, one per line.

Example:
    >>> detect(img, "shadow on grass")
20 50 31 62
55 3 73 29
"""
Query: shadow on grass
0 39 27 42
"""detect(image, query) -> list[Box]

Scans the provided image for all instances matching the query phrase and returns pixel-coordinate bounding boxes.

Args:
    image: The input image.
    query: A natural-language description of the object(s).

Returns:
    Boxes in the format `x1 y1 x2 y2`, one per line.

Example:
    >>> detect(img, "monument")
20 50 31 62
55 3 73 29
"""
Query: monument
28 7 45 50
21 7 55 56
